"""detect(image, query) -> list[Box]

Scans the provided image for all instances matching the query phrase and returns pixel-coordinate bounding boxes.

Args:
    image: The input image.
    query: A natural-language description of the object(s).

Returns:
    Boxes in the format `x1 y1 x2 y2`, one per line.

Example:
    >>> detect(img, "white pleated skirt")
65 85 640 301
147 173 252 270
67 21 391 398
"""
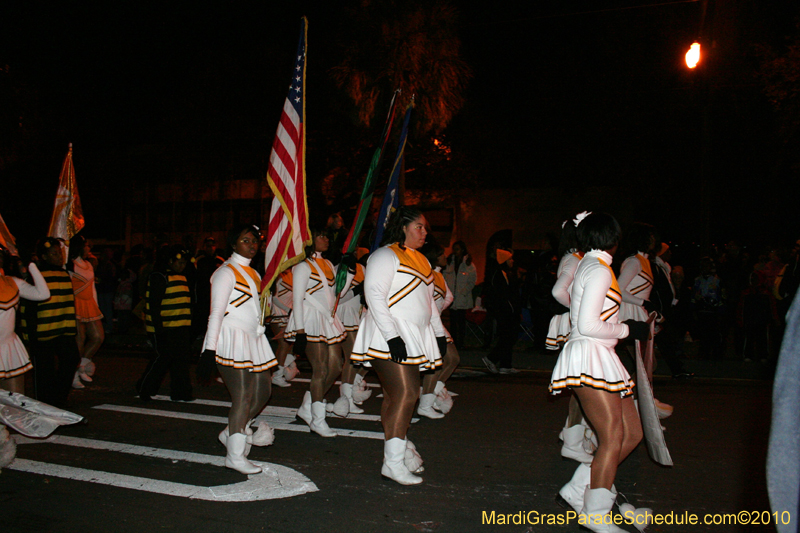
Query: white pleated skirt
618 302 647 323
351 311 442 370
285 307 346 345
545 312 571 351
549 338 634 397
0 334 33 379
214 318 278 373
336 299 363 332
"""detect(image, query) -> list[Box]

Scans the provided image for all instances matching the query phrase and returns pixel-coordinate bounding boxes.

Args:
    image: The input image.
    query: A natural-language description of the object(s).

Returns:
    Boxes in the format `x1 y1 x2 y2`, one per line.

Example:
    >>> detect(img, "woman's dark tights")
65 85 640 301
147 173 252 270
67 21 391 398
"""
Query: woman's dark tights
218 365 273 434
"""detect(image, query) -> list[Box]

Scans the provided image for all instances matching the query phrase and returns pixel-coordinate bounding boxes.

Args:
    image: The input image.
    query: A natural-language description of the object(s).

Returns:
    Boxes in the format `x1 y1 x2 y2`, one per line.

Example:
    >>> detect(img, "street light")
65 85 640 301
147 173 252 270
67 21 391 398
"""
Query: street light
685 42 701 69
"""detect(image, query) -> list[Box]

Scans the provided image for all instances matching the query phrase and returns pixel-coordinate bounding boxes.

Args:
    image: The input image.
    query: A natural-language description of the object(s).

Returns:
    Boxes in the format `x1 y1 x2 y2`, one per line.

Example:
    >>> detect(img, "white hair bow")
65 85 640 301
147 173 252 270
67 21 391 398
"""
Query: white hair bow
573 211 592 227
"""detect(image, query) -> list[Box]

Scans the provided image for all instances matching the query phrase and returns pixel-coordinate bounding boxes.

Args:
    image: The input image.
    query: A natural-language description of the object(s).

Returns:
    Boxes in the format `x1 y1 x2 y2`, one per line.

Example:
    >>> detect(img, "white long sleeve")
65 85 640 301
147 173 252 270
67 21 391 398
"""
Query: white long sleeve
576 265 629 340
290 261 311 331
552 253 580 308
203 265 235 352
618 255 645 307
16 263 50 301
363 248 401 341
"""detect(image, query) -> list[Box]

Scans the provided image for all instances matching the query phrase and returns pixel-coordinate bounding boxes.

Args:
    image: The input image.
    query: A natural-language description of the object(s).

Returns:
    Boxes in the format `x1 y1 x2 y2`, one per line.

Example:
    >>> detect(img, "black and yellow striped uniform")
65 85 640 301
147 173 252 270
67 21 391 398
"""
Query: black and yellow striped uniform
145 271 192 333
21 264 77 342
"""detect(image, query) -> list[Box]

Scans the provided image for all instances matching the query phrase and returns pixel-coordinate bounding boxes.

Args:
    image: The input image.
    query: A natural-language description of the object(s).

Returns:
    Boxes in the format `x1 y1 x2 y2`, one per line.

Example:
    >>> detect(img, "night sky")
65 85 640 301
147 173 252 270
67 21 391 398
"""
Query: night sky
2 1 799 250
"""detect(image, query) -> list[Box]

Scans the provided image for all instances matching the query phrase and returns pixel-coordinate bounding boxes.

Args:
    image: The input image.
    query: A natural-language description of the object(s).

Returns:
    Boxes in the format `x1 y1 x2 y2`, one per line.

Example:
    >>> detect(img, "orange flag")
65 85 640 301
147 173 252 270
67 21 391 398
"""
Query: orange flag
0 211 18 256
47 143 85 241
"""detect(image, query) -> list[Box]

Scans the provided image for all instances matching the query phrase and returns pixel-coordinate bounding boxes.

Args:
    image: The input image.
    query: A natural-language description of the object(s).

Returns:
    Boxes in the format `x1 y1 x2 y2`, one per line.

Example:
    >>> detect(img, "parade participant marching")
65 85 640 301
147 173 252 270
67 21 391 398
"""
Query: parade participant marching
549 213 649 532
330 257 367 417
0 247 50 394
618 223 673 418
285 229 350 437
198 224 278 475
351 206 448 485
419 241 459 416
269 269 299 388
546 214 595 464
21 238 81 407
137 245 194 402
67 236 104 389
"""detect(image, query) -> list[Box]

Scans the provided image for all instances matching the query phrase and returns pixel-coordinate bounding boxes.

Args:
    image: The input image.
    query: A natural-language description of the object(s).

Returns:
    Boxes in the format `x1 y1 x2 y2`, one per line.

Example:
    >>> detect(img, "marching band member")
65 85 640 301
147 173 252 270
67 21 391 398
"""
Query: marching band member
420 241 459 416
351 206 447 485
0 247 50 394
285 229 350 437
67 236 105 389
547 214 595 464
330 259 367 417
270 270 299 388
549 213 649 532
198 224 278 474
21 238 81 407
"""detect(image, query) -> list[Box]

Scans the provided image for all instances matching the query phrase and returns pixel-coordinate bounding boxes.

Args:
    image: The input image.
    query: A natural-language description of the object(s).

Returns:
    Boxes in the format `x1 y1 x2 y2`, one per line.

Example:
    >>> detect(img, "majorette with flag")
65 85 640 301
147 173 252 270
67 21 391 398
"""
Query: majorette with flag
285 228 353 437
19 145 84 406
0 218 51 395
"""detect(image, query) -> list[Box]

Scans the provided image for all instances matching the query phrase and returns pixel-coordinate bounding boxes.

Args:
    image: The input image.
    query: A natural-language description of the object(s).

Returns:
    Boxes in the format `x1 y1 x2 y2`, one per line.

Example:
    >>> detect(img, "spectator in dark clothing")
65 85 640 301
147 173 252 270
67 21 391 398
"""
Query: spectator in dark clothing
739 270 778 363
482 249 521 374
193 237 224 339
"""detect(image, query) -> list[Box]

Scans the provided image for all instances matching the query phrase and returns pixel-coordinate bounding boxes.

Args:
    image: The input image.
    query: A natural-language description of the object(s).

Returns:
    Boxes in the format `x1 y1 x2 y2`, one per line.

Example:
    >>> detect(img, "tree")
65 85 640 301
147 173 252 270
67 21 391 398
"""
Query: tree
330 0 472 136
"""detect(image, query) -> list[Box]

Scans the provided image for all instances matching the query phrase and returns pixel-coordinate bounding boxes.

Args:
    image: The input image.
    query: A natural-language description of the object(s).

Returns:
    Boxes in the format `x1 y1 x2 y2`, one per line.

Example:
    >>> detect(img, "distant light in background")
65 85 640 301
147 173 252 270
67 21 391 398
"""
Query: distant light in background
685 42 700 69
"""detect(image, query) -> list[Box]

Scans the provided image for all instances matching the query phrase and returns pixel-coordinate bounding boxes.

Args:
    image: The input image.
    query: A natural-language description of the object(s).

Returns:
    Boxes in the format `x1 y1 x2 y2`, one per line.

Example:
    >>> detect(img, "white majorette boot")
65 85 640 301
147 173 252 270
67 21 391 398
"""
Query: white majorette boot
79 357 93 382
218 426 253 456
561 424 595 464
283 354 300 382
271 366 291 388
333 383 364 416
579 487 628 533
404 439 424 474
352 373 372 404
381 438 423 485
224 432 262 475
72 372 85 389
417 393 445 419
618 502 653 532
556 463 592 512
433 381 453 414
83 358 96 377
296 391 312 425
331 384 351 417
310 401 337 437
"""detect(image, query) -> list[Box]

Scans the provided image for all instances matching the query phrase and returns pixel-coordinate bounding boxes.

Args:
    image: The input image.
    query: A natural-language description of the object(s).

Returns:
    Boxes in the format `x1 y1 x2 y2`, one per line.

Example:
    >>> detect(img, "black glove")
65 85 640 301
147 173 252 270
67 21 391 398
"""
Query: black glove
196 349 217 384
340 253 357 274
293 333 308 356
436 336 448 357
643 299 658 315
387 336 408 363
623 320 650 342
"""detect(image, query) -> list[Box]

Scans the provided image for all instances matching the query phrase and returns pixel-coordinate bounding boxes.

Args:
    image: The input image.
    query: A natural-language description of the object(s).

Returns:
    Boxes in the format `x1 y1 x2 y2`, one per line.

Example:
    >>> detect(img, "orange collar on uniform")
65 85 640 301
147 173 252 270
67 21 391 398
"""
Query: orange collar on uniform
0 276 19 310
389 243 432 278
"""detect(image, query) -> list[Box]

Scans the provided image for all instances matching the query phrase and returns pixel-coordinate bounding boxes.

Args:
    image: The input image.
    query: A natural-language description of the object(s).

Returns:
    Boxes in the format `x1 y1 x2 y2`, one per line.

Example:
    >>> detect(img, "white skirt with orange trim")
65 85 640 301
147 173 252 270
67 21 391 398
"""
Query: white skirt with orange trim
75 297 103 322
0 334 33 379
336 298 363 332
618 302 647 323
549 338 634 397
545 311 571 351
214 320 277 373
351 312 443 370
285 307 347 345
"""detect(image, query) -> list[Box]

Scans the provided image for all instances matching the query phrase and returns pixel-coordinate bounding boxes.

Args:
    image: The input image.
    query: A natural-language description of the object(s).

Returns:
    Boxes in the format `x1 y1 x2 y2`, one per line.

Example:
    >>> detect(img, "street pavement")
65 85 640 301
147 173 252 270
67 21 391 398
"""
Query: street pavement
2 342 775 533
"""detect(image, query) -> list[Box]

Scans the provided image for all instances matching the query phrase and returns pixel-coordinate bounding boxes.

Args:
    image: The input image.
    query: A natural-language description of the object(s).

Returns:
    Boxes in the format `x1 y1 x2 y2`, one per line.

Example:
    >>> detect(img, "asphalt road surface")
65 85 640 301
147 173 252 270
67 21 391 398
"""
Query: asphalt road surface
2 349 774 533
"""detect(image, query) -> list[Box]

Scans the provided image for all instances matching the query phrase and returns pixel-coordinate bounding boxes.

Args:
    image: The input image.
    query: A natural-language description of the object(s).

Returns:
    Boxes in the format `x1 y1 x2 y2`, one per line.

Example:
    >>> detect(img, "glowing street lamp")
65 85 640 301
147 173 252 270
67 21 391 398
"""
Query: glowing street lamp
685 42 701 69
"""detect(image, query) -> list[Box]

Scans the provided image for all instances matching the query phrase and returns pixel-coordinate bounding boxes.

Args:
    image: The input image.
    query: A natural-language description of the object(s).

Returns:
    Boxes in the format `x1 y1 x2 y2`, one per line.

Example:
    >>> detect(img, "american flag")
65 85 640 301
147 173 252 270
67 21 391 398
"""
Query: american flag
261 18 311 293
